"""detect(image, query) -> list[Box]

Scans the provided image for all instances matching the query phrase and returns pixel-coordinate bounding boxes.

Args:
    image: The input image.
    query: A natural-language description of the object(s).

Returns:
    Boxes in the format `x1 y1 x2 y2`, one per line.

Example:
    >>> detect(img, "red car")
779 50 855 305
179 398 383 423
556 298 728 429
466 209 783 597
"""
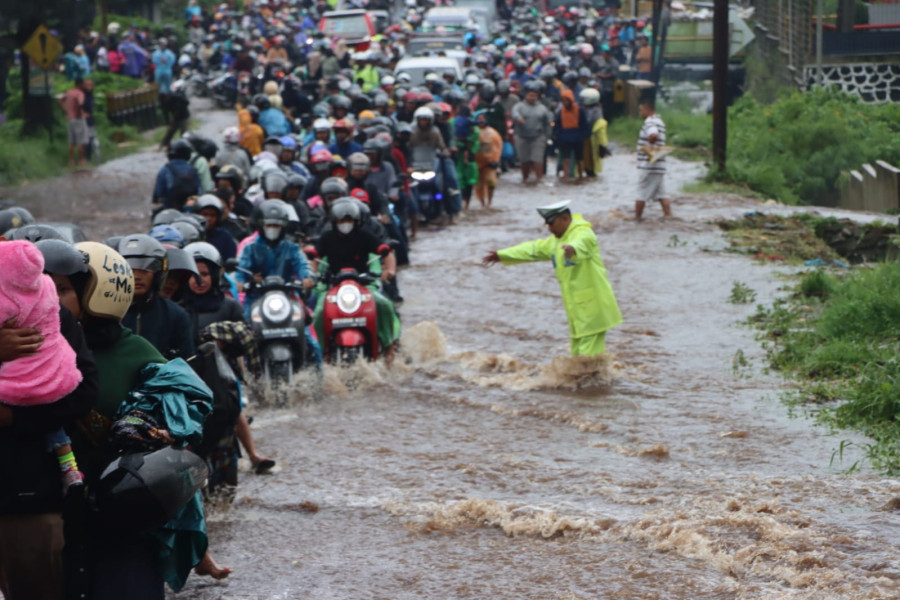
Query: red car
318 10 376 51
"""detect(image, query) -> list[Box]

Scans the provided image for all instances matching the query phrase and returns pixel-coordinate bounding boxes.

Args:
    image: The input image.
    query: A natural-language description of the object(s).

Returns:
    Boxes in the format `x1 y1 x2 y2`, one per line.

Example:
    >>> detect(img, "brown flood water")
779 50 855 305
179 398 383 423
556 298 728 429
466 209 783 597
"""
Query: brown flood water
5 103 900 600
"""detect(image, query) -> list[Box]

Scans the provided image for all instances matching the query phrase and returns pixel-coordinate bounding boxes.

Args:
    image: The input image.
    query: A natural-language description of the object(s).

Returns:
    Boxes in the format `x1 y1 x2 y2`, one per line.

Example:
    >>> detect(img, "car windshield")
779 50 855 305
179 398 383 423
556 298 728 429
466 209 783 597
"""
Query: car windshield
407 39 465 54
322 15 369 36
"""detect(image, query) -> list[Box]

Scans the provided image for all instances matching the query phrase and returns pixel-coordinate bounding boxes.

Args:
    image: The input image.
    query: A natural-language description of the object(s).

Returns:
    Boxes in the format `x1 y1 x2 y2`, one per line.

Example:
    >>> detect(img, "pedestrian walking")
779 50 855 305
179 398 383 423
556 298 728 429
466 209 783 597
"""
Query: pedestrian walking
511 84 552 185
59 79 88 166
482 201 622 356
635 97 672 220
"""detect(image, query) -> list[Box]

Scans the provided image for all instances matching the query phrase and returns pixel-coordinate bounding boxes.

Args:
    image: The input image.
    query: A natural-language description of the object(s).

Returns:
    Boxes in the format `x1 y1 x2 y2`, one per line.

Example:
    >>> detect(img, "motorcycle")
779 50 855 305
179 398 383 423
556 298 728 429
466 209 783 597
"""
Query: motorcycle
318 253 388 364
409 146 445 224
227 261 313 386
211 70 238 108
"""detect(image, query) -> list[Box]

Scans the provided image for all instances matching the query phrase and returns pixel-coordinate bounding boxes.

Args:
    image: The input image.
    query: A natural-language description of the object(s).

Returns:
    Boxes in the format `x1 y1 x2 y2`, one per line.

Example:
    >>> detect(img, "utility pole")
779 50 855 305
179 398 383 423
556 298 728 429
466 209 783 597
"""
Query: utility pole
712 0 728 172
816 0 824 86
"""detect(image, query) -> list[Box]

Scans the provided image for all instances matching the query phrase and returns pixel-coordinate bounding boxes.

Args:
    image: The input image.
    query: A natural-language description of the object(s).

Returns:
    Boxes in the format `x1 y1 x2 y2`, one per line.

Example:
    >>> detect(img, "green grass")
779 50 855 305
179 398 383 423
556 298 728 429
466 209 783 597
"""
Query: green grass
750 262 900 473
681 180 767 199
1 71 157 187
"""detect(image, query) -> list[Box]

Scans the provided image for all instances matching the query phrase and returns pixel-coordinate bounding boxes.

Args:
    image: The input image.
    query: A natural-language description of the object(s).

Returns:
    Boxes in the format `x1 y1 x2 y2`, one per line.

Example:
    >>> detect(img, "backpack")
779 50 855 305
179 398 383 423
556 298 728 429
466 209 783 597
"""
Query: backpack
166 162 199 209
190 345 241 460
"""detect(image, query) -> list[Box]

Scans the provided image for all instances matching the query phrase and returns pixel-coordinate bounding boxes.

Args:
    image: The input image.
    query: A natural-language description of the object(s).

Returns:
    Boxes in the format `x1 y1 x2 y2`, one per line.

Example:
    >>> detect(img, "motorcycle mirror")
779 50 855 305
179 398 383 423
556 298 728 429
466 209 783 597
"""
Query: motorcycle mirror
224 257 239 273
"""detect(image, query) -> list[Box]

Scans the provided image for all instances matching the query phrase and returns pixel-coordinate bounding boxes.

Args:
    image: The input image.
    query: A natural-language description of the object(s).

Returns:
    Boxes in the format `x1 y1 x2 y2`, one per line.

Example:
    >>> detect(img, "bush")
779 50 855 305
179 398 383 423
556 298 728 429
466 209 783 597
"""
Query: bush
720 88 900 204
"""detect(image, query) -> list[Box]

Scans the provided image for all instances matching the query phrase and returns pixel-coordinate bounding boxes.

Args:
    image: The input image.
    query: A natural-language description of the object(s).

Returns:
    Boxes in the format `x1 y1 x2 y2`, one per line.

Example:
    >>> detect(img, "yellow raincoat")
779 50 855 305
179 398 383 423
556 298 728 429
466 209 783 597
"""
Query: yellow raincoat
497 214 622 356
584 117 608 175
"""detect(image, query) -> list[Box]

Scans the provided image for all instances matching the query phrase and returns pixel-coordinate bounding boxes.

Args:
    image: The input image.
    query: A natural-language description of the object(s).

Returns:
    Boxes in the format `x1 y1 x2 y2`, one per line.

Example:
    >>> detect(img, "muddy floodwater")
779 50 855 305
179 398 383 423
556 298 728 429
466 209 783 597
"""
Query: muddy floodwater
5 103 900 599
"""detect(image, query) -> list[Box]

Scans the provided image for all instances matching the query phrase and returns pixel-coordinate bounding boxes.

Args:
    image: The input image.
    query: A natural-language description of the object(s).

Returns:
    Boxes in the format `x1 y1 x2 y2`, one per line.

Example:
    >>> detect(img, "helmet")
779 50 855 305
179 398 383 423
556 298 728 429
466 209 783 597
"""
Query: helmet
580 87 601 106
329 157 348 178
253 93 271 110
263 80 279 95
255 199 291 232
330 198 360 224
75 242 134 321
118 234 168 273
246 105 260 121
497 80 510 94
347 152 371 172
35 239 89 277
279 135 298 150
480 82 496 102
331 95 352 112
395 121 413 136
95 446 208 535
464 73 480 86
349 188 369 204
6 224 64 243
215 164 244 191
263 135 283 155
167 139 193 161
151 208 184 227
424 72 440 83
373 93 389 108
380 75 395 87
320 177 349 200
169 220 203 245
262 169 289 196
182 131 218 160
310 148 333 165
148 224 186 248
332 118 353 133
164 247 199 278
222 126 241 144
0 207 36 233
195 194 224 217
578 66 591 78
413 106 434 123
312 118 332 133
286 173 308 190
362 137 383 157
184 241 223 269
540 66 557 80
580 43 594 56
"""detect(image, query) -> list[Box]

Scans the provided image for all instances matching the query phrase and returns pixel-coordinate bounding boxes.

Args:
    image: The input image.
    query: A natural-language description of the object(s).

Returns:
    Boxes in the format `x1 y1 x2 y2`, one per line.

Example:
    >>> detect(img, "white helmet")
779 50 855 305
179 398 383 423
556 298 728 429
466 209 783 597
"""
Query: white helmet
579 87 601 107
222 126 241 144
413 106 434 122
380 75 396 87
313 118 333 132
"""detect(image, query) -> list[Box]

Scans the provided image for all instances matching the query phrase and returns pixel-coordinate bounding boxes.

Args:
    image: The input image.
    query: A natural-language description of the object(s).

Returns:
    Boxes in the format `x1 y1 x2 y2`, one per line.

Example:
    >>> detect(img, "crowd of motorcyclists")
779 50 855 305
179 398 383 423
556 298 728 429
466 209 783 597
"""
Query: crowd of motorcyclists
0 0 662 598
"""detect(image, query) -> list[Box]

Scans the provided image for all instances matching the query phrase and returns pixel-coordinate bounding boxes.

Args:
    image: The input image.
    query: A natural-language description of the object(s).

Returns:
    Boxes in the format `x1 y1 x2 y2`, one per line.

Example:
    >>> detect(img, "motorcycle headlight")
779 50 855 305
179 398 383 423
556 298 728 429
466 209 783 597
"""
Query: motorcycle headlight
262 294 291 323
336 284 362 314
412 171 436 181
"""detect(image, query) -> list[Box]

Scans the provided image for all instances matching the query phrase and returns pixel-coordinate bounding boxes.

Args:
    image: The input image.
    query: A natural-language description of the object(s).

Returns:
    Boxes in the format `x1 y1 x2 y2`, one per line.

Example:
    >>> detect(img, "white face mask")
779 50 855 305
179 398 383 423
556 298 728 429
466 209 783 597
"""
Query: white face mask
337 222 354 235
264 226 282 241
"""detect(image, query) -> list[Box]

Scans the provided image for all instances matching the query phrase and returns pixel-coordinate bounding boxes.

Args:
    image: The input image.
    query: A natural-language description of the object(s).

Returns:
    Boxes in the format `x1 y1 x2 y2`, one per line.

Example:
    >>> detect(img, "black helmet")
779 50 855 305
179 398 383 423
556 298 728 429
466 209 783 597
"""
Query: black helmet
330 197 361 224
246 105 260 121
253 93 271 110
263 136 284 155
169 219 203 245
151 208 184 227
168 139 193 161
182 131 218 160
480 81 497 102
6 223 65 243
95 447 208 535
118 233 168 272
562 71 578 85
330 95 352 111
35 239 89 276
164 247 199 278
215 164 244 191
320 177 349 200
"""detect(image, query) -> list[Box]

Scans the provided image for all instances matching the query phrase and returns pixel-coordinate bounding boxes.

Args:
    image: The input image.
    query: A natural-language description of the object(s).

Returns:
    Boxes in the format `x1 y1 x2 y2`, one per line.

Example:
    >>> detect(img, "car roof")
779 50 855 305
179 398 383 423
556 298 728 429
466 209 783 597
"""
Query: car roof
322 9 367 17
395 56 460 68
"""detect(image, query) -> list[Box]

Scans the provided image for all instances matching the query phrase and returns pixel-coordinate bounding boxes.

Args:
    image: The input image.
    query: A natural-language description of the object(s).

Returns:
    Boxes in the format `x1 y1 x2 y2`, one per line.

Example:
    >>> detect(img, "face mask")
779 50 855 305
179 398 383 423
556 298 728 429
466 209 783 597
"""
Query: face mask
337 222 354 235
264 226 282 241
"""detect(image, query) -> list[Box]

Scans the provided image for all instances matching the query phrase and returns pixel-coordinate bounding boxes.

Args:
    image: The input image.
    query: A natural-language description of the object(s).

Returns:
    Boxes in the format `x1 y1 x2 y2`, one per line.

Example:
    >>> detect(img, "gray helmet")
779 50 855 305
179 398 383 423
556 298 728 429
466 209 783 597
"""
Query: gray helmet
35 239 89 276
262 169 289 196
169 220 203 245
0 207 36 233
330 197 361 224
167 139 193 161
151 208 184 227
320 177 349 199
6 224 65 243
480 81 496 102
164 247 199 277
255 199 291 231
118 234 169 272
286 173 308 190
183 241 223 269
497 80 510 94
347 152 371 171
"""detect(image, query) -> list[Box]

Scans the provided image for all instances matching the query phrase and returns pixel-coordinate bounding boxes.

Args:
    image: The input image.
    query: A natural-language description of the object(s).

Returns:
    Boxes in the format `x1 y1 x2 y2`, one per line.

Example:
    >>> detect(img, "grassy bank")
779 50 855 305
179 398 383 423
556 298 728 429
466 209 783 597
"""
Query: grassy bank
608 87 900 205
1 71 154 187
751 263 900 473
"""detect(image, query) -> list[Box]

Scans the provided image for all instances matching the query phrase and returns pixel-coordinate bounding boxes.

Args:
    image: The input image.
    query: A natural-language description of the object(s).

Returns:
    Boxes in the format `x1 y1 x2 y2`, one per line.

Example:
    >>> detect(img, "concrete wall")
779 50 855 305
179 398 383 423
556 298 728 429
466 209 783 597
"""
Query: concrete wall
838 161 900 213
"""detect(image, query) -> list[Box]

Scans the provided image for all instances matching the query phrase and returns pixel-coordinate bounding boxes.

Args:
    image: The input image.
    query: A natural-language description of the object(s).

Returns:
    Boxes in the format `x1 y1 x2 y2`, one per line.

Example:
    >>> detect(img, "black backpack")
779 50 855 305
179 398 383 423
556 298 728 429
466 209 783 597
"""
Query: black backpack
190 344 241 460
166 162 199 209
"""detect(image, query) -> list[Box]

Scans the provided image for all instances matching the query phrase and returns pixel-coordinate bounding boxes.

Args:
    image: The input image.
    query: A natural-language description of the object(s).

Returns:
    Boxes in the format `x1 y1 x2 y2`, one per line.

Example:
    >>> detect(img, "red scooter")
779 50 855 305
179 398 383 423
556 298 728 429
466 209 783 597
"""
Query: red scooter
317 250 390 363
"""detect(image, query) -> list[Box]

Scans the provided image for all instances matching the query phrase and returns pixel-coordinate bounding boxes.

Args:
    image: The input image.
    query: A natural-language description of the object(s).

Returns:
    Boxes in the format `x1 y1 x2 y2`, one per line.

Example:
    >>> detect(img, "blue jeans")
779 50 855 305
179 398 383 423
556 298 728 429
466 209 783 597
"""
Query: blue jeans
437 156 462 215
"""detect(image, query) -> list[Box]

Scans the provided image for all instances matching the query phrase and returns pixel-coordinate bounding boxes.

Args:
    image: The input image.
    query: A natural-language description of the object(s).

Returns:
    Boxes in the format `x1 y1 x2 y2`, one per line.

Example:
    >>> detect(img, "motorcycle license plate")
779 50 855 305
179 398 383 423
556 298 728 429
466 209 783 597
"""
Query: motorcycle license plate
332 317 368 328
261 328 299 339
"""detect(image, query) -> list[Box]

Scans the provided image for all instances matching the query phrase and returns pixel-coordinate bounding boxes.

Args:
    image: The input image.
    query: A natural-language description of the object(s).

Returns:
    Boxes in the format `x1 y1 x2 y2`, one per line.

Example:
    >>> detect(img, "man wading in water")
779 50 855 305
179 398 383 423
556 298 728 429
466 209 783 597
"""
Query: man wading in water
482 201 622 356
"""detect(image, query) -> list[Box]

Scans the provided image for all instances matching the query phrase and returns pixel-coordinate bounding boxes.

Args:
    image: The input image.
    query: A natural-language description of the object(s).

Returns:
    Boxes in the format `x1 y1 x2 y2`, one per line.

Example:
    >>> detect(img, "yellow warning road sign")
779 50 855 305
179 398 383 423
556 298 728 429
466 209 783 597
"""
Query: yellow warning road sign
23 25 63 70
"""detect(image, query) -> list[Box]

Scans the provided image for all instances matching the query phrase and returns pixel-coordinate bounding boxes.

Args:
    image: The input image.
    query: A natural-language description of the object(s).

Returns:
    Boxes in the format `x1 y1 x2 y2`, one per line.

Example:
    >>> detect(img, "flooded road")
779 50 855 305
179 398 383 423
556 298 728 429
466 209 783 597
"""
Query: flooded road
6 103 900 599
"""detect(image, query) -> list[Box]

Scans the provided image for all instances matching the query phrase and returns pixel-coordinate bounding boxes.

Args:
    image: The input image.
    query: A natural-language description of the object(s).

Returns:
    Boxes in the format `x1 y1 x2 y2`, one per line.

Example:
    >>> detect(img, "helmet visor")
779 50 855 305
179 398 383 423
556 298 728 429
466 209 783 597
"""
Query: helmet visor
126 257 165 272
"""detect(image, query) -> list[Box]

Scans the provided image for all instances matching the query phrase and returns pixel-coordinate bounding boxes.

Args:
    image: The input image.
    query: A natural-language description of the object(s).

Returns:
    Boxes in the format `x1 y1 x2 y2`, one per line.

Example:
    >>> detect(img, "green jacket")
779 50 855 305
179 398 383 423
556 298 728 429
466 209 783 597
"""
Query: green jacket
497 214 622 338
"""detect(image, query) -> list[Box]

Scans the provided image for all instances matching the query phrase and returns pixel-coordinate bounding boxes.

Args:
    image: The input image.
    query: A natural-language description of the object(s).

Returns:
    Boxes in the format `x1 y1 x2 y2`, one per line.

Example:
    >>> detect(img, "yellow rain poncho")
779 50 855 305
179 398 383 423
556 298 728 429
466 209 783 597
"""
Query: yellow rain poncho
497 214 622 356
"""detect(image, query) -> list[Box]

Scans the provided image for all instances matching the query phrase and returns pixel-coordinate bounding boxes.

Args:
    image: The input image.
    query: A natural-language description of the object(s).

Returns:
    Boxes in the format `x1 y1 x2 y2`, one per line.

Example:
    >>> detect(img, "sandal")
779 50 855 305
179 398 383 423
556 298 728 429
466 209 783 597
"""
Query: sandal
252 458 275 474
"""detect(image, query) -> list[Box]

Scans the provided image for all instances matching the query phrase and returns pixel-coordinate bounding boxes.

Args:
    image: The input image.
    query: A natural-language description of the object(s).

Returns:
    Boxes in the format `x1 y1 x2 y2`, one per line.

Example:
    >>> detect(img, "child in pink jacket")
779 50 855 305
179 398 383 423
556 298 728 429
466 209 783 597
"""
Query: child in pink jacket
0 241 85 492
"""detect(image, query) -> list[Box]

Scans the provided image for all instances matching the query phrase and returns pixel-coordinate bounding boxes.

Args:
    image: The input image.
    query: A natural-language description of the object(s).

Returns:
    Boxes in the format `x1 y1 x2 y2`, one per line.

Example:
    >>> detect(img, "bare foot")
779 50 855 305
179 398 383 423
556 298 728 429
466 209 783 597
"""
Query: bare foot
194 553 232 580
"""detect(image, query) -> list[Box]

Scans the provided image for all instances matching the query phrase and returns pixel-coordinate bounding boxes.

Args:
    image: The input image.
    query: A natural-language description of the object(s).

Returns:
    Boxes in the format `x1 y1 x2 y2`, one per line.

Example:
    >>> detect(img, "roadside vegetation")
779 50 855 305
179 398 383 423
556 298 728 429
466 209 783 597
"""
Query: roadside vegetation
609 87 900 206
0 70 151 187
718 212 900 473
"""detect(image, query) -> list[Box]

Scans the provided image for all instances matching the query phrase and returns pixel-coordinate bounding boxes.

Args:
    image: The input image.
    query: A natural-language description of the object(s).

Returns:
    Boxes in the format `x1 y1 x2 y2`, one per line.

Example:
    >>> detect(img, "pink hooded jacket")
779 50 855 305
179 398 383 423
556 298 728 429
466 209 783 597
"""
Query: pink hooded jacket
0 241 82 406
